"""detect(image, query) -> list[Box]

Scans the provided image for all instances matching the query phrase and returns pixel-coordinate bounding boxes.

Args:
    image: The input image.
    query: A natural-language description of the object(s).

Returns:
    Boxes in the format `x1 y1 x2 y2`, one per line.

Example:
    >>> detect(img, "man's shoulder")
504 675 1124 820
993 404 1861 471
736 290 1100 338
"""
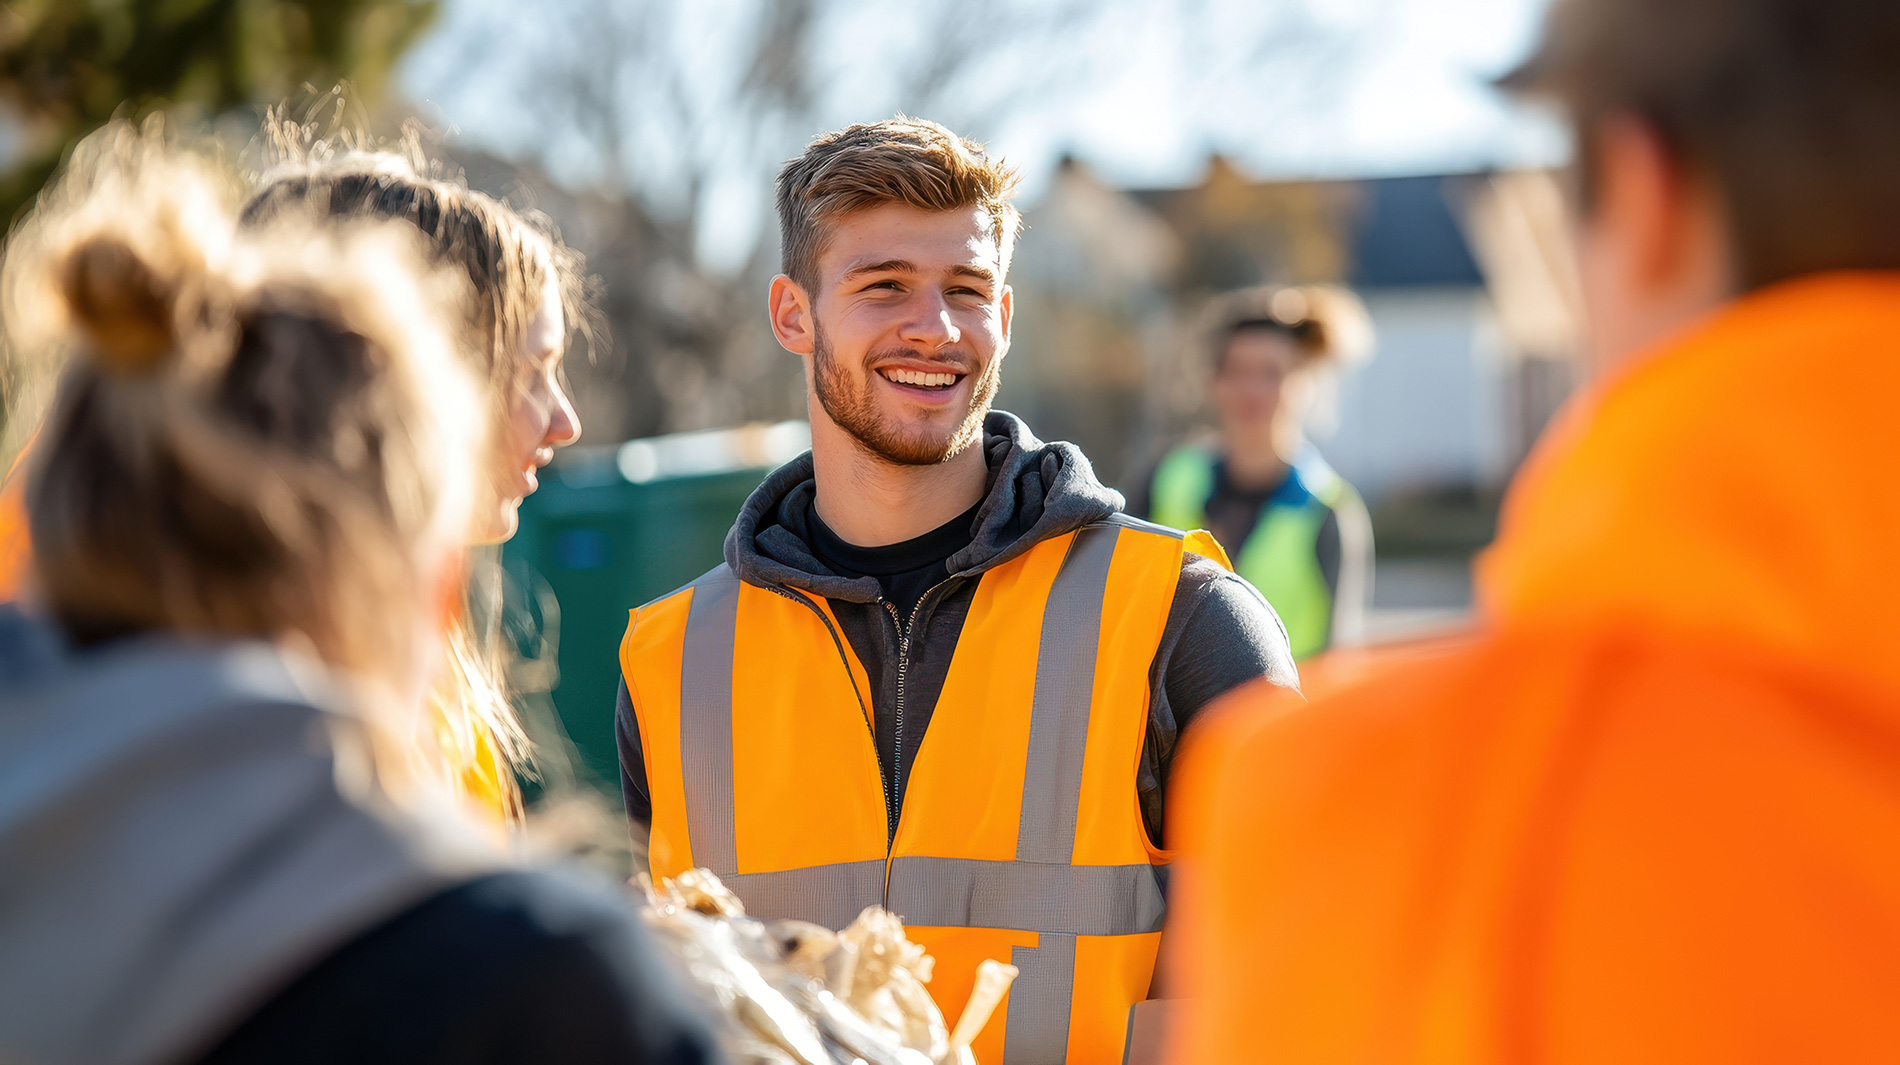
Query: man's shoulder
1146 548 1301 701
1194 631 1495 760
1173 629 1532 887
1173 548 1290 638
627 564 739 629
1181 620 1854 832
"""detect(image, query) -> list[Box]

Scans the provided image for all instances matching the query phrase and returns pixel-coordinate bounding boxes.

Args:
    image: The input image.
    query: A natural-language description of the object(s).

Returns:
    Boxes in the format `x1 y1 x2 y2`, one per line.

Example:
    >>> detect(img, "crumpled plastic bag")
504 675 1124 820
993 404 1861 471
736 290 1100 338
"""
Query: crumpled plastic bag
638 868 1017 1065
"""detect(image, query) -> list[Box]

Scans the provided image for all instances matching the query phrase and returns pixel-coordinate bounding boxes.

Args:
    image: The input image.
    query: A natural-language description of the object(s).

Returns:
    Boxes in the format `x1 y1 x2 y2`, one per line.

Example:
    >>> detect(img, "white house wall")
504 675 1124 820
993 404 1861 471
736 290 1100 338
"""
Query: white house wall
1317 286 1509 500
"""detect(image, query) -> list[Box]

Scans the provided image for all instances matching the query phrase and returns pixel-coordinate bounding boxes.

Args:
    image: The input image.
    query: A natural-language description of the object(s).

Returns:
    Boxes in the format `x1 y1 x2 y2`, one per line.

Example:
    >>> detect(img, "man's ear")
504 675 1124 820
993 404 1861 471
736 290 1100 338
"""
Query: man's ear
769 275 815 355
1593 115 1708 290
998 285 1014 345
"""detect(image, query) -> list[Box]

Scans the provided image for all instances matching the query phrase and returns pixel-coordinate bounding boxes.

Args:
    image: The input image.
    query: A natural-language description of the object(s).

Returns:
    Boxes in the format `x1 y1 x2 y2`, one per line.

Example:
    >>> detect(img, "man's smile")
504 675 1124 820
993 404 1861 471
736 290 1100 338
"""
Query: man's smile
878 366 965 390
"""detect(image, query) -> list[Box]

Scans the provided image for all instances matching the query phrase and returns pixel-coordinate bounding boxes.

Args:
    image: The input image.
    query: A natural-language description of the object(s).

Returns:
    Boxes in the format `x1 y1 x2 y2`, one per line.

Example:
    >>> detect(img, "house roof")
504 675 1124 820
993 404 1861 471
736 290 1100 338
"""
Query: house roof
1120 162 1488 289
1348 174 1485 288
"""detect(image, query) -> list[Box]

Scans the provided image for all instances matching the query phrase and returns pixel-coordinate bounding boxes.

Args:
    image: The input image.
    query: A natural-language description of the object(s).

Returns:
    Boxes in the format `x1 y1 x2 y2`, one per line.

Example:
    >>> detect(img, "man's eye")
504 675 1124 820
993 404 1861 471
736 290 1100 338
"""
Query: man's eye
867 280 901 291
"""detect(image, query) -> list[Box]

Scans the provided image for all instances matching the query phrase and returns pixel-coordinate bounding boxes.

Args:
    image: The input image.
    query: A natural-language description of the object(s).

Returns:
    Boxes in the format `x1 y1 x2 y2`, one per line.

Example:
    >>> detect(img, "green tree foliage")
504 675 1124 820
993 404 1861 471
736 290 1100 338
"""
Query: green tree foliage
0 0 438 223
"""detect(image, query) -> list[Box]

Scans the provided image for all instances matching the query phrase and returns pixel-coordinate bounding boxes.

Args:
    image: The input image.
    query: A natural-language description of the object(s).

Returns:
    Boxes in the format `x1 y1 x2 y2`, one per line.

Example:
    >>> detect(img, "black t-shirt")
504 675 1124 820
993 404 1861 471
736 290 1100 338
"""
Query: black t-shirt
807 498 983 619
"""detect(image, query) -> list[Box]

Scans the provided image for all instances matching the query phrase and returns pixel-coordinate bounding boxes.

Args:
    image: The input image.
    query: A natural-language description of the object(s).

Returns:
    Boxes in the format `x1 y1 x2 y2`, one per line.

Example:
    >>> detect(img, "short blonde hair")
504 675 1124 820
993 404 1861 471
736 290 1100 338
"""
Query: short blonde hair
776 116 1023 293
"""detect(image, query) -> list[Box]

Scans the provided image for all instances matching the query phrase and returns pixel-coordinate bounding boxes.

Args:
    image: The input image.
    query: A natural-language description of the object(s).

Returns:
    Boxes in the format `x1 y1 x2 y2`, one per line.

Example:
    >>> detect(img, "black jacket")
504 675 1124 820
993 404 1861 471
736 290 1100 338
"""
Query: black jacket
618 412 1299 847
195 872 722 1065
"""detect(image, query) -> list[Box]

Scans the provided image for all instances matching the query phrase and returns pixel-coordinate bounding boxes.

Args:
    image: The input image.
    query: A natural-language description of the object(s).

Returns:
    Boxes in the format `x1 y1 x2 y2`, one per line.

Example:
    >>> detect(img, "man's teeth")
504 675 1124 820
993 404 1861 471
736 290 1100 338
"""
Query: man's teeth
883 368 959 388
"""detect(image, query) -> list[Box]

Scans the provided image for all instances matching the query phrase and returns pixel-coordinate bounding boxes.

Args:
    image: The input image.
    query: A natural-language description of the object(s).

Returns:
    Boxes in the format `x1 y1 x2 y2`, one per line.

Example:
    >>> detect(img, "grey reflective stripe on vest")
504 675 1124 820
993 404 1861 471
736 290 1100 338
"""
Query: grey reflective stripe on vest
1002 519 1171 1065
677 568 885 928
886 857 1164 935
1006 932 1077 1065
1101 510 1188 542
1016 522 1121 864
726 860 889 929
679 566 741 878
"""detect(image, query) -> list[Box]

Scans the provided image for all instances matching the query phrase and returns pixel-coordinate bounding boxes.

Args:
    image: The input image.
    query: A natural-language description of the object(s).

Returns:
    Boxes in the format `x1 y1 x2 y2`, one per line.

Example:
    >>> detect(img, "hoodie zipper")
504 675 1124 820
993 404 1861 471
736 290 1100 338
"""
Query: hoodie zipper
879 595 926 842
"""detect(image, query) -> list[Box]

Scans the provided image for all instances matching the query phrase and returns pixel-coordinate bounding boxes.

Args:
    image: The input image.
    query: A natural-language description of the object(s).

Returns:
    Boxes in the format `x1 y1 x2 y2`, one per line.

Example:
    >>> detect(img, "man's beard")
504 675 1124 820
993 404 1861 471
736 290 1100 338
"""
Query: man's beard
811 323 1000 466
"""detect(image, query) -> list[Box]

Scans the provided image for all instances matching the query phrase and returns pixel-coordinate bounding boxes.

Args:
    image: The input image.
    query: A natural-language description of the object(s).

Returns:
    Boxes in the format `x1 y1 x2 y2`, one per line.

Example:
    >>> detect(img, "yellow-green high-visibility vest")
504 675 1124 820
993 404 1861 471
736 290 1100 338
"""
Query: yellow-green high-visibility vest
1149 445 1361 659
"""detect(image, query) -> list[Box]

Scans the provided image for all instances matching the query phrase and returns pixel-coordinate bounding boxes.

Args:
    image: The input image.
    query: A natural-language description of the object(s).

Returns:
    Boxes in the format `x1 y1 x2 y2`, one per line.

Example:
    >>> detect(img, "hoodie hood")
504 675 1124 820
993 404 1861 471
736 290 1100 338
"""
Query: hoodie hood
0 607 499 1065
725 410 1125 601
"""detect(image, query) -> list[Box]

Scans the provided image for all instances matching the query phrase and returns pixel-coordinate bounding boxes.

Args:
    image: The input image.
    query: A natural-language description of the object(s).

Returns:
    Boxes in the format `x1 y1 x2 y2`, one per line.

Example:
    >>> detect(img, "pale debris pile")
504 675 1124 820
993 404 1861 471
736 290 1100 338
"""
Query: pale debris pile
639 868 1018 1065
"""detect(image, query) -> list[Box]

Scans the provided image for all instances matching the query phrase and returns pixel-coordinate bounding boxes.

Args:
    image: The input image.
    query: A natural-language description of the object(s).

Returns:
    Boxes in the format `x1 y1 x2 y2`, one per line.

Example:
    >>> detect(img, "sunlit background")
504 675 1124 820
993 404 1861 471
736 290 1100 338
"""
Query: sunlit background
1 0 1577 788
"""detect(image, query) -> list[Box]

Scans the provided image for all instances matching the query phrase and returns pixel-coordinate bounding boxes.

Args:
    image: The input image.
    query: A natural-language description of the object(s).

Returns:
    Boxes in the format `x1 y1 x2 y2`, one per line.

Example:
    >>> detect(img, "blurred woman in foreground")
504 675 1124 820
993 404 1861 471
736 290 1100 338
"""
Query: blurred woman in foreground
0 129 717 1065
1136 285 1376 660
0 122 592 824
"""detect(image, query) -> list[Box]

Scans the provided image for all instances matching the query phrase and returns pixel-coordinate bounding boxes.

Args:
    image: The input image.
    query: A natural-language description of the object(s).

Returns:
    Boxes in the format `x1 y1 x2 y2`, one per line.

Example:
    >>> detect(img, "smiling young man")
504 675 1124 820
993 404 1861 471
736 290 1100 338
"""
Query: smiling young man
614 118 1295 1065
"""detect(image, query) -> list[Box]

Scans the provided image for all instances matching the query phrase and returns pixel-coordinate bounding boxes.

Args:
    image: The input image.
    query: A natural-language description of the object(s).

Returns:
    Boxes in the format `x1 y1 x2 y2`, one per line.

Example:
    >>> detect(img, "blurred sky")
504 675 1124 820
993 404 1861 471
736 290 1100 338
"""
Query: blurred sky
401 0 1561 269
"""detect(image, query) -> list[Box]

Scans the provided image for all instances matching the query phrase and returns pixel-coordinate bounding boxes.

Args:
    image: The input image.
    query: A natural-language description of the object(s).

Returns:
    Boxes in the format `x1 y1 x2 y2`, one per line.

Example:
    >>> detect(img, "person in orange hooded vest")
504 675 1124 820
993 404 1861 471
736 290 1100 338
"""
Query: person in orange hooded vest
1167 0 1900 1062
615 118 1299 1065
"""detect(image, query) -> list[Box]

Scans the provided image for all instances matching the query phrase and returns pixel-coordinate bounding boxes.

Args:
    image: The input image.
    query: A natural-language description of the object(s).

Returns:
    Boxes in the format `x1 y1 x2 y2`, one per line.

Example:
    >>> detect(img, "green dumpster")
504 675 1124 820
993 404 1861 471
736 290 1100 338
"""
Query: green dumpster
499 422 808 794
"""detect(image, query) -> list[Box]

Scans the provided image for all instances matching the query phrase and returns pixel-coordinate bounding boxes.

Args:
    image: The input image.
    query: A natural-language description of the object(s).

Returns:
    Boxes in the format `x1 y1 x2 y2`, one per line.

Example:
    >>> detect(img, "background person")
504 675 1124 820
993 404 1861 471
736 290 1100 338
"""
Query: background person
616 117 1297 1065
1168 0 1900 1061
1134 285 1374 660
0 129 718 1065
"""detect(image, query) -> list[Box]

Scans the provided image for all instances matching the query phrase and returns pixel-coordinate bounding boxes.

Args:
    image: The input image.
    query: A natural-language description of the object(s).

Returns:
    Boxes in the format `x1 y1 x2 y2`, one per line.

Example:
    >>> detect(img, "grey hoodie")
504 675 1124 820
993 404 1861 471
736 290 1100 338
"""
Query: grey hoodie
731 410 1125 601
0 607 497 1065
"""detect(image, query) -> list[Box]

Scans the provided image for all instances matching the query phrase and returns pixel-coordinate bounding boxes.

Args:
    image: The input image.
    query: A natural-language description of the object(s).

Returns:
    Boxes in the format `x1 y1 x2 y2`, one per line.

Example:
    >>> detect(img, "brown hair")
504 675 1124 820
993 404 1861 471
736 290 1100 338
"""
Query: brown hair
1502 0 1900 289
241 135 593 423
1213 285 1373 374
11 124 483 729
776 116 1023 294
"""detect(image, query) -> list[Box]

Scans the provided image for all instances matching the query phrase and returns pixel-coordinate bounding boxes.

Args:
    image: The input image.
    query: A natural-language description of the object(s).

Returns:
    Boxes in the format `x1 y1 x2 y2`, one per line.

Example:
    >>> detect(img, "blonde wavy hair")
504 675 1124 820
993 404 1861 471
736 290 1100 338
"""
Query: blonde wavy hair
5 121 487 800
237 113 601 820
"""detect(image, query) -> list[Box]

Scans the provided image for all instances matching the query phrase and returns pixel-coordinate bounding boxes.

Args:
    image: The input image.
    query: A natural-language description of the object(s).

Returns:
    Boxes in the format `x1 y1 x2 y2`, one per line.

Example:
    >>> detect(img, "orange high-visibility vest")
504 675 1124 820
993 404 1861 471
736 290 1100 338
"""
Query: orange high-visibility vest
1166 273 1900 1064
623 514 1227 1065
0 447 30 602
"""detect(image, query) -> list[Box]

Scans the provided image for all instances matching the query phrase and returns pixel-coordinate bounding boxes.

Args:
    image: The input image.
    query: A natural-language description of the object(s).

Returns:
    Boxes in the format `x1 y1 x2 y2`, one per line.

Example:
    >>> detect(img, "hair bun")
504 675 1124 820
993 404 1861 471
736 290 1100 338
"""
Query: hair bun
59 236 177 374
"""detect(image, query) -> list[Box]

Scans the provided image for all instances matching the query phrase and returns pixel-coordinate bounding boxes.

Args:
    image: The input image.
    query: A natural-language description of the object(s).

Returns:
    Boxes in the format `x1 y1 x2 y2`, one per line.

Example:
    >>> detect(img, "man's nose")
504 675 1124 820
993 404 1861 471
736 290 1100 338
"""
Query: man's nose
899 291 960 350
